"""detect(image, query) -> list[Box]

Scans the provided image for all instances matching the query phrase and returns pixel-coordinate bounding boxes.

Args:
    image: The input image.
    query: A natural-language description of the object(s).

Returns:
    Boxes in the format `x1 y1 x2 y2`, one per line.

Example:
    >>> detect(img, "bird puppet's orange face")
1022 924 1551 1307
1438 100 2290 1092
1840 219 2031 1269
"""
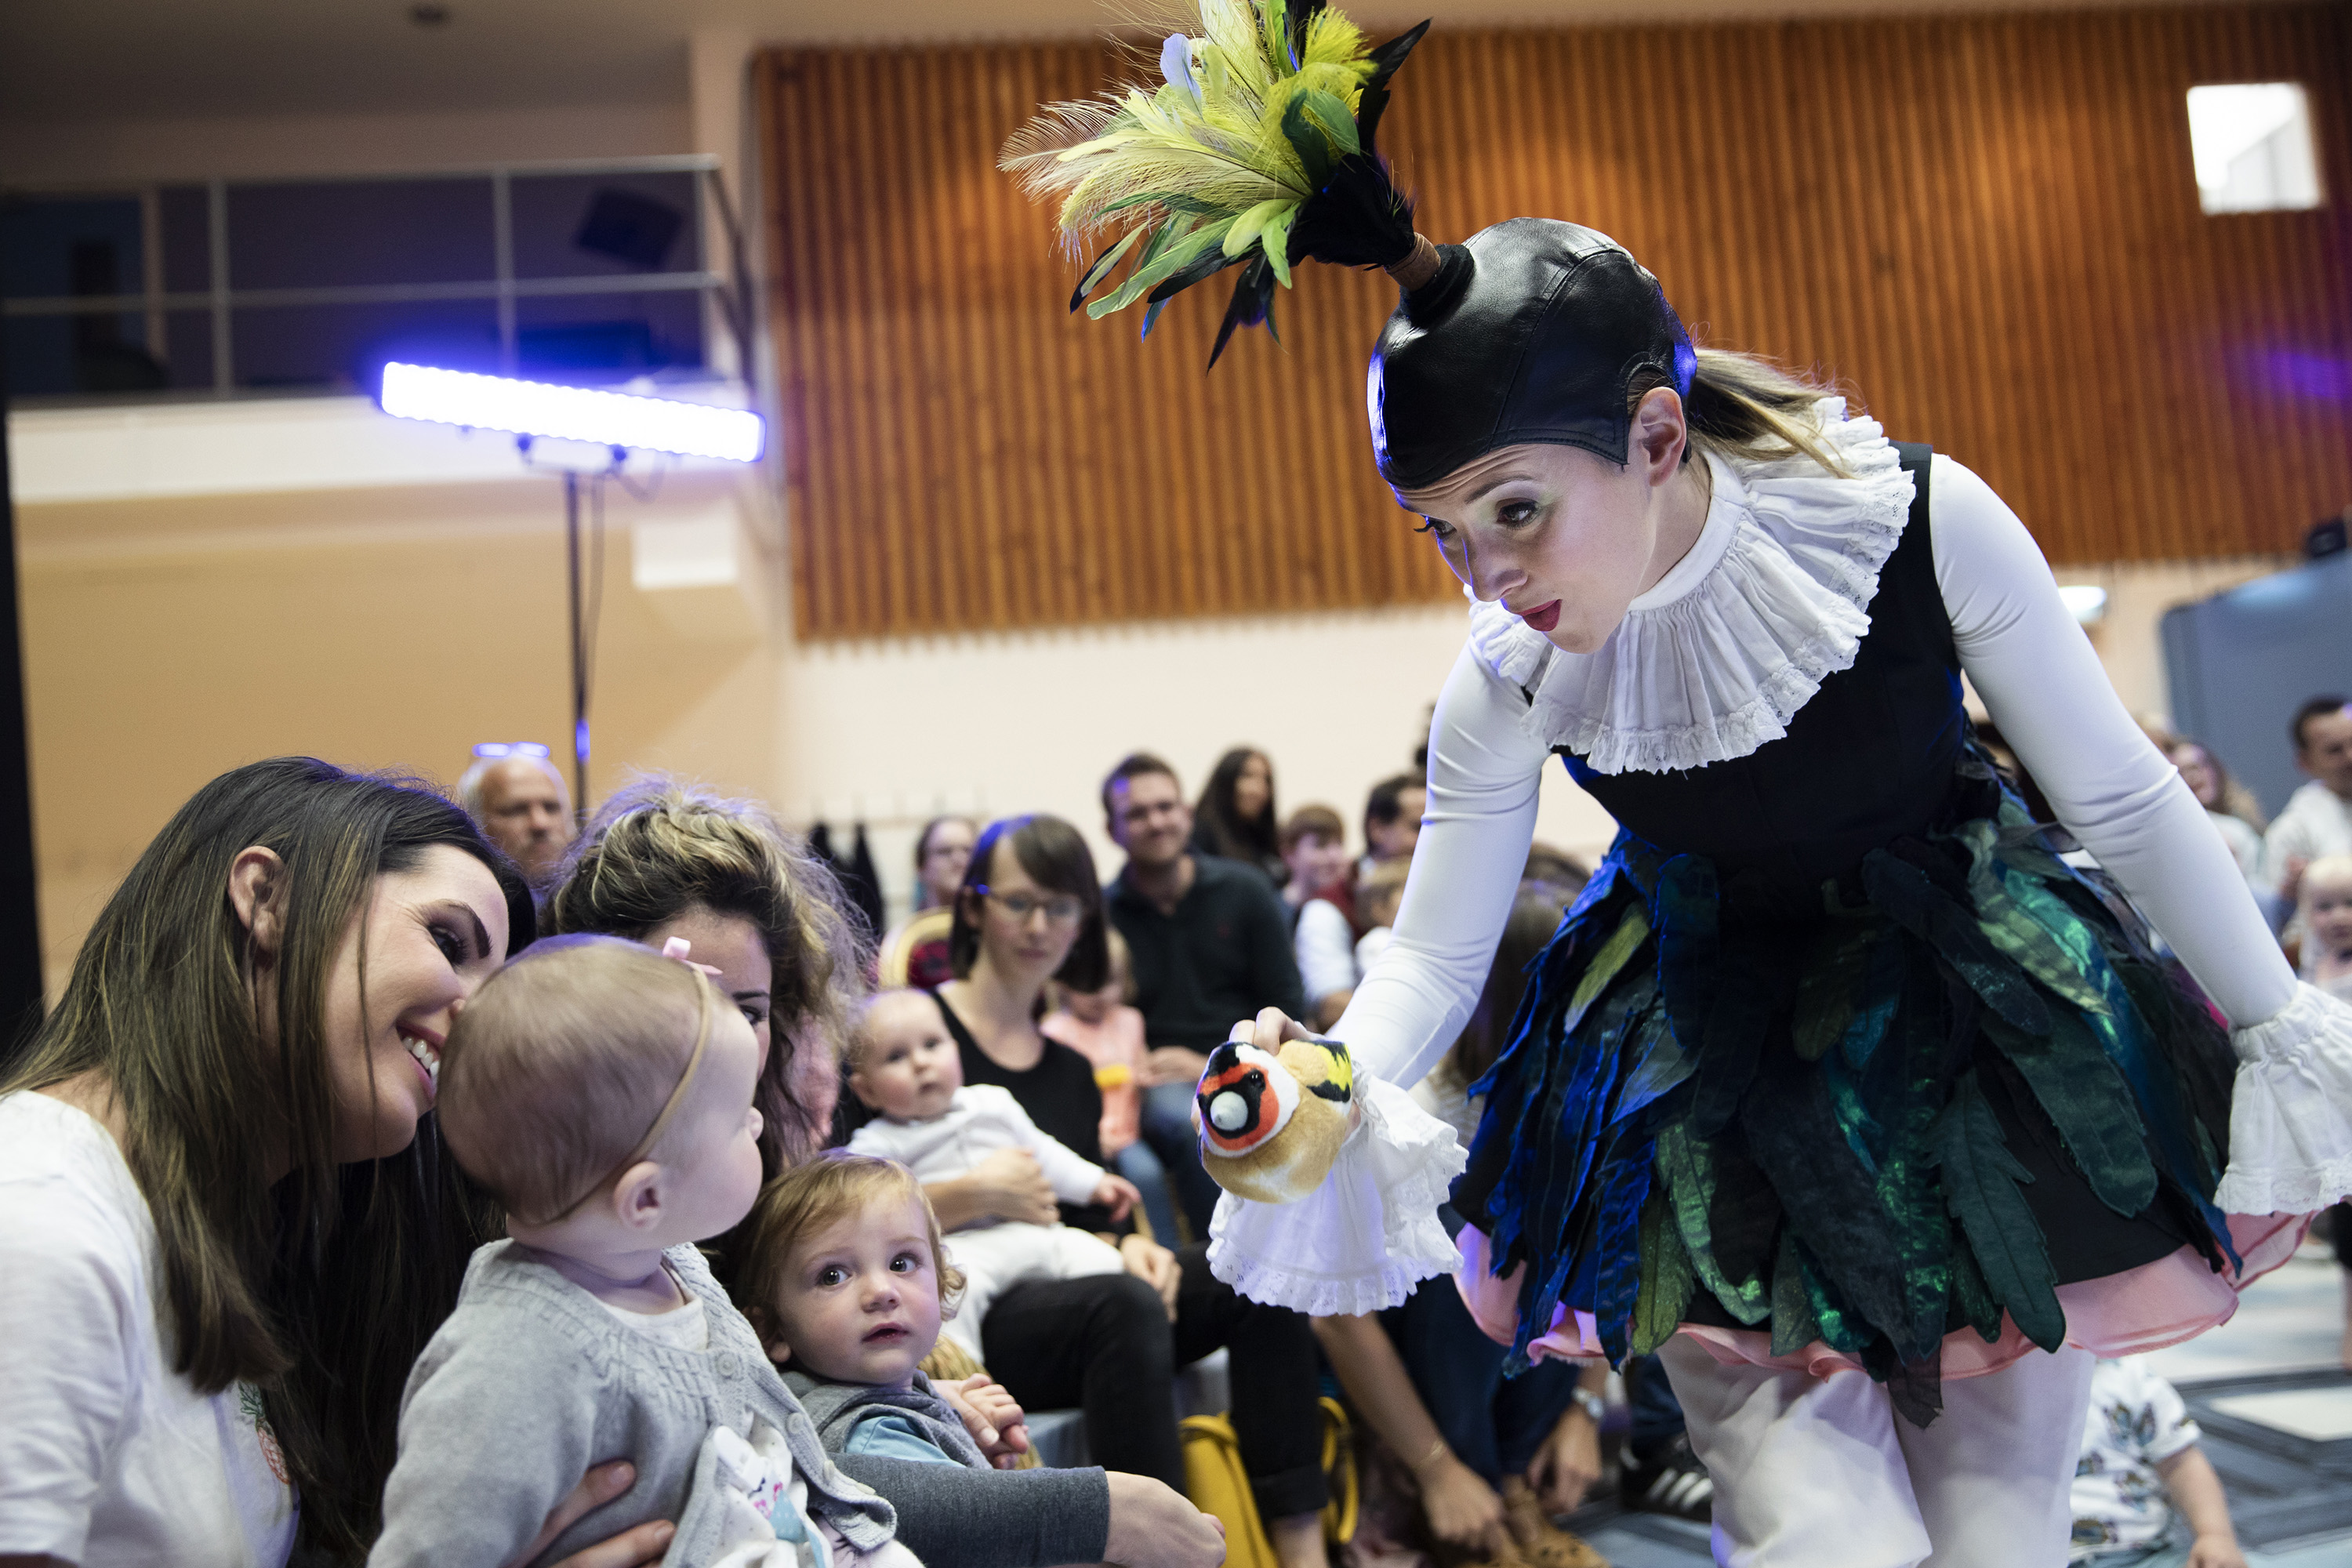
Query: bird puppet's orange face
1191 1033 1359 1204
1196 1040 1301 1157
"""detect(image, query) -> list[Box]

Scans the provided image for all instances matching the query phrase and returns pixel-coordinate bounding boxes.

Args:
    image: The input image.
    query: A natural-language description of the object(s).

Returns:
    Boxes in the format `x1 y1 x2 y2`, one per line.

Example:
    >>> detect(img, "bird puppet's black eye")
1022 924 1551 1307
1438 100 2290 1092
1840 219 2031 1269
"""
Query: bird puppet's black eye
1243 1070 1263 1088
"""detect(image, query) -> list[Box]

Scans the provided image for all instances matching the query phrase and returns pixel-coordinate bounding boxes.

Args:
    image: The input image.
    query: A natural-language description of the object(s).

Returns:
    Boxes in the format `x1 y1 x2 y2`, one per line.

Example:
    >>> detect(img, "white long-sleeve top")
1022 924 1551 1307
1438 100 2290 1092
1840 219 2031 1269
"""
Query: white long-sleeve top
1340 452 2296 1091
1207 405 2352 1312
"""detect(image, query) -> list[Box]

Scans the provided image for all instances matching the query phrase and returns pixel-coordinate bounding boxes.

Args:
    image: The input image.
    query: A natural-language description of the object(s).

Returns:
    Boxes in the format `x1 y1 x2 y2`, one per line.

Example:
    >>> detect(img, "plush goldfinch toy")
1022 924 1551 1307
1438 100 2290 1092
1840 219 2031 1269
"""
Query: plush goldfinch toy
1194 1034 1359 1203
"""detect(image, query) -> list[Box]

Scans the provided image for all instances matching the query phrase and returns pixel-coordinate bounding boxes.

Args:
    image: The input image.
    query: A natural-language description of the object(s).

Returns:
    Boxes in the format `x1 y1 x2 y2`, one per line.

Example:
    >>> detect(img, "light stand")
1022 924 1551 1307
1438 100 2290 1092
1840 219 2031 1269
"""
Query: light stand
565 469 586 812
379 364 764 814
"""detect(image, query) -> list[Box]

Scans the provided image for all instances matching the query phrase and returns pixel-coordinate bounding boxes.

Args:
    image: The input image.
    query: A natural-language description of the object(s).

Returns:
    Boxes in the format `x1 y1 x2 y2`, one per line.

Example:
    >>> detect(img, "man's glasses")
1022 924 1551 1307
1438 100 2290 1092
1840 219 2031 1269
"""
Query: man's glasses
472 742 552 759
973 886 1086 924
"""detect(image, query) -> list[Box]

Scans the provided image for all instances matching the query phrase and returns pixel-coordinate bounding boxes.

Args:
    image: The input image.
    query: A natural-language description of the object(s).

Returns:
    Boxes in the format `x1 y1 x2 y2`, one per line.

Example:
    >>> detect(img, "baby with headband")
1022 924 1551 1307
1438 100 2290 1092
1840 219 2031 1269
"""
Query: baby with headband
372 935 909 1568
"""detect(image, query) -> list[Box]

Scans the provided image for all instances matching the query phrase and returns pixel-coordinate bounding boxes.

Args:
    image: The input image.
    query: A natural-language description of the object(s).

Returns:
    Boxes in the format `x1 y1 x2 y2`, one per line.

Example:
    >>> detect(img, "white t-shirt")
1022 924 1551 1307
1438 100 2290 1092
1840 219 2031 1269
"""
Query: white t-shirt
0 1091 299 1567
2069 1356 2201 1559
1293 898 1359 1006
596 1286 713 1352
2260 780 2352 893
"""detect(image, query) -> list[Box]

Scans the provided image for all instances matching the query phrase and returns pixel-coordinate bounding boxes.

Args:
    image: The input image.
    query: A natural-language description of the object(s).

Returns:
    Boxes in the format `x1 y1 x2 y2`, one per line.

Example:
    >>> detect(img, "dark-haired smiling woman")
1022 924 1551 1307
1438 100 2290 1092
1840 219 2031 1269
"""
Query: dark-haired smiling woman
0 759 672 1568
927 813 1333 1568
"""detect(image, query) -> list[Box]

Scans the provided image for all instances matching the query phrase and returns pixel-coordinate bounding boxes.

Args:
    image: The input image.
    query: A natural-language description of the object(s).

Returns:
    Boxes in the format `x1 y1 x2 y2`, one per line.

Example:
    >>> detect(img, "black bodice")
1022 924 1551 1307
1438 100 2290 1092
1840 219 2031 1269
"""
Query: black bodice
1561 444 1964 891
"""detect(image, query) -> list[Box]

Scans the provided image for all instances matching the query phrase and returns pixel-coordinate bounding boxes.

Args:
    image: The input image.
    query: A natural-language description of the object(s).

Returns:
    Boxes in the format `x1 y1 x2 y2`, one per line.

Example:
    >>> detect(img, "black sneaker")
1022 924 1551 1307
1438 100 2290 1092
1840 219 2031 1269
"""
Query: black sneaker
1618 1433 1713 1523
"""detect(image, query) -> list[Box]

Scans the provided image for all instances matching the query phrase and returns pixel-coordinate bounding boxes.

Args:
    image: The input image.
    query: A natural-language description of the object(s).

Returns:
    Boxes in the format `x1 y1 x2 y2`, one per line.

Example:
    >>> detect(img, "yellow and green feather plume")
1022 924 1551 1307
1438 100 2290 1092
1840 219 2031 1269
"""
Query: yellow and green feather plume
1001 0 1428 365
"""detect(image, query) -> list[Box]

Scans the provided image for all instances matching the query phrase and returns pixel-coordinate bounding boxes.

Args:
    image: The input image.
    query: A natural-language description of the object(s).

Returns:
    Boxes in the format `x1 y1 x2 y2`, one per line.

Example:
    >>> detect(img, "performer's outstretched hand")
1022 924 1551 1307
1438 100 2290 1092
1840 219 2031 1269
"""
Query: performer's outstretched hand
1192 1007 1360 1205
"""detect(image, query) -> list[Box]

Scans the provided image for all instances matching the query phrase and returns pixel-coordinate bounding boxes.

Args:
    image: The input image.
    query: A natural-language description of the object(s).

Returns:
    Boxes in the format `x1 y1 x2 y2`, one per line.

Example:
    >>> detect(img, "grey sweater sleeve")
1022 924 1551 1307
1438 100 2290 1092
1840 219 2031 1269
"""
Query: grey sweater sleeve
372 1302 607 1568
830 1456 1110 1568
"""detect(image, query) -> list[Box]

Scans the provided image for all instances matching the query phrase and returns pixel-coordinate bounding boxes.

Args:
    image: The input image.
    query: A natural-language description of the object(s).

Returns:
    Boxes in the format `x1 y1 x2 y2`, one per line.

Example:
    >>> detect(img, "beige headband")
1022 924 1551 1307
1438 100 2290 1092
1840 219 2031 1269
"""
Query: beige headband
539 967 717 1225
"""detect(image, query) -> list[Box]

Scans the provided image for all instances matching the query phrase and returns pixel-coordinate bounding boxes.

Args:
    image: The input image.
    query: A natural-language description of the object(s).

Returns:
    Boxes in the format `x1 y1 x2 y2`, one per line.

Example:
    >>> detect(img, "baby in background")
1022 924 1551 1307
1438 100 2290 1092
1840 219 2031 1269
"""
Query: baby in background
372 936 905 1568
2299 854 2352 1001
845 989 1138 1356
1352 858 1410 977
740 1151 1022 1470
1040 929 1183 1246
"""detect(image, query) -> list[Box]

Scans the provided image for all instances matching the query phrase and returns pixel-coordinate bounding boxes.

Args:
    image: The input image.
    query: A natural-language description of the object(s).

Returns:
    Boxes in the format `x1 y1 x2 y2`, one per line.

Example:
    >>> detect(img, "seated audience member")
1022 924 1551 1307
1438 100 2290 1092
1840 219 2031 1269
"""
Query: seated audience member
0 760 600 1566
1281 804 1361 1030
2155 731 2267 888
375 936 906 1568
2261 695 2352 905
1190 746 1286 889
846 989 1137 1354
1353 858 1410 977
1102 753 1307 1240
745 1151 1024 1472
1362 771 1427 873
546 786 1222 1568
1520 844 1592 909
935 812 1333 1568
458 742 575 885
1425 885 1708 1527
881 817 977 989
2302 855 2352 998
2069 1357 2244 1567
913 816 978 910
543 776 868 1185
2295 847 2352 1374
1316 890 1611 1568
1042 929 1185 1245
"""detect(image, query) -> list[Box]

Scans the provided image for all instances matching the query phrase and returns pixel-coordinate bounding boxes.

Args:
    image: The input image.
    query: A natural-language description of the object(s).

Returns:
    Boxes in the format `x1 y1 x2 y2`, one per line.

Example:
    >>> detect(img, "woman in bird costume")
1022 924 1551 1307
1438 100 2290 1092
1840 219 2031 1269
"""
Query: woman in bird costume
1004 8 2352 1561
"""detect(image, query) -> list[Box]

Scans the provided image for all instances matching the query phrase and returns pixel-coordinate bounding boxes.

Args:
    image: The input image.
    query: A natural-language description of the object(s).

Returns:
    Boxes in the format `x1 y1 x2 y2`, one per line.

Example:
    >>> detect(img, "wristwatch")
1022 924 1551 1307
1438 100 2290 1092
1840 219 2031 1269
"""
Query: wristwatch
1570 1387 1606 1425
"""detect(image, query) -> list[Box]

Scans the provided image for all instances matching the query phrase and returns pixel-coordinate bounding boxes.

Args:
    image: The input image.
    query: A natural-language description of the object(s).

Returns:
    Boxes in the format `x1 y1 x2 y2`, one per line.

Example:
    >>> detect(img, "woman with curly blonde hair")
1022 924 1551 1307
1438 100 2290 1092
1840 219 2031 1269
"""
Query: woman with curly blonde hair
543 775 867 1172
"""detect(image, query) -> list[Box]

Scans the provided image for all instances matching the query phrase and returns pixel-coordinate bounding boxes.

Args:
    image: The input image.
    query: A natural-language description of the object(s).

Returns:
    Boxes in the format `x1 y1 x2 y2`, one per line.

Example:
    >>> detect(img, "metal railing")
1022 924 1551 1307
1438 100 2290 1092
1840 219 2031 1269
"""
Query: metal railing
2 154 753 396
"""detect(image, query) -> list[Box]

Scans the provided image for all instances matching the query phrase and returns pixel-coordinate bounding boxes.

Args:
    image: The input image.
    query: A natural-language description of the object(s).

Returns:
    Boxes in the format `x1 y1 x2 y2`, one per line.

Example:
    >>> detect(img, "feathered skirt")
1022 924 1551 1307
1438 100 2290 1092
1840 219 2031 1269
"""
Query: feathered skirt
1453 775 2302 1425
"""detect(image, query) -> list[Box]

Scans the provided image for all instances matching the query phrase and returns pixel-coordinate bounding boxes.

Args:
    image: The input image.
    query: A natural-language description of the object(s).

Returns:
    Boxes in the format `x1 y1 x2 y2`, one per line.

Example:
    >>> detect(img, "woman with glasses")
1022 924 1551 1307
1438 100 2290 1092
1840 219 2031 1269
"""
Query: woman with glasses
928 815 1335 1568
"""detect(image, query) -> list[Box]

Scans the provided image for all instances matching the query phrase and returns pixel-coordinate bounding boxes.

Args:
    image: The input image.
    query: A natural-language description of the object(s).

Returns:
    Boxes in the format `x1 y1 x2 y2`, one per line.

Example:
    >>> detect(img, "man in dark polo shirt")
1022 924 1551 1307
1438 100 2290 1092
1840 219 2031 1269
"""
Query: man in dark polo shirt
1102 752 1308 1240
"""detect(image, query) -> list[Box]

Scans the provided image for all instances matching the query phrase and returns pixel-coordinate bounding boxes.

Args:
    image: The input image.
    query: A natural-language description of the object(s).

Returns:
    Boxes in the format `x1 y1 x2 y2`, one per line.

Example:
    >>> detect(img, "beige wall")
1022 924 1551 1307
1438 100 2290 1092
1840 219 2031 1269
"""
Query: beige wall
11 412 1602 990
10 395 2288 996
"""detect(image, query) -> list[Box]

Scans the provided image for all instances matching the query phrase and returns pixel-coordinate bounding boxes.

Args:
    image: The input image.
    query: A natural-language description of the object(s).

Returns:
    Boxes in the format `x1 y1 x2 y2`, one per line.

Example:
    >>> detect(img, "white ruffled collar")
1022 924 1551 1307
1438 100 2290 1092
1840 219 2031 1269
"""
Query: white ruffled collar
1464 397 1918 775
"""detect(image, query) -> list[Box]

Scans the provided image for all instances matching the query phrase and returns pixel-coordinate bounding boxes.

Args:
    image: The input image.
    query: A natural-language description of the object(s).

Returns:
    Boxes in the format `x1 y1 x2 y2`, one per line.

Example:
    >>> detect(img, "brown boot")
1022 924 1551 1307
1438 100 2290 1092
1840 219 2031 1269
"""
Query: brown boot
1498 1478 1609 1568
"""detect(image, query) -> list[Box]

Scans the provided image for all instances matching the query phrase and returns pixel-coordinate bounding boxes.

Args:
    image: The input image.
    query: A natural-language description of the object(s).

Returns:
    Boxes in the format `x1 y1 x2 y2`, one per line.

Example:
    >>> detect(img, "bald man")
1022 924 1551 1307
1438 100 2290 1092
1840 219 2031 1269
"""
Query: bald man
459 753 575 884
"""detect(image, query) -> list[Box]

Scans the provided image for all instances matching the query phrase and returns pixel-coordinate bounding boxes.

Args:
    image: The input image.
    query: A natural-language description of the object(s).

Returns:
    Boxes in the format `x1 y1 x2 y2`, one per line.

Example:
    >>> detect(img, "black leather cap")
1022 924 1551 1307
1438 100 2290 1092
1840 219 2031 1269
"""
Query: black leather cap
1368 218 1694 492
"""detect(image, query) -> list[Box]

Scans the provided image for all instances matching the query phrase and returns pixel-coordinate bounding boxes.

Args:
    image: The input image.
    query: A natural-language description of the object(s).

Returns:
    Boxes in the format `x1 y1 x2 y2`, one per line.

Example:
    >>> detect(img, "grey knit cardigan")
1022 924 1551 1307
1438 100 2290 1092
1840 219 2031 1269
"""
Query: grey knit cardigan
372 1240 895 1568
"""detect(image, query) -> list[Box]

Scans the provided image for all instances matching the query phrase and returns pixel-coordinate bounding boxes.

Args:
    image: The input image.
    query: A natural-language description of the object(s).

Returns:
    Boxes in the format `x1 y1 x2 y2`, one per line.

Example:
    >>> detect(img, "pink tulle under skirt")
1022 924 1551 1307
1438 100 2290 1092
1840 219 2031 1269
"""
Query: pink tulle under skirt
1455 1211 2312 1380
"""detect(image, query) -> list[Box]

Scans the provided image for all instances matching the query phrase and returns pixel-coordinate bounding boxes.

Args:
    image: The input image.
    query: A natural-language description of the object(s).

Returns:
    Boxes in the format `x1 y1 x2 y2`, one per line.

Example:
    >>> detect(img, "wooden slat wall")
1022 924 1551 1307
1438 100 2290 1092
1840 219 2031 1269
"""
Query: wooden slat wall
761 5 2352 641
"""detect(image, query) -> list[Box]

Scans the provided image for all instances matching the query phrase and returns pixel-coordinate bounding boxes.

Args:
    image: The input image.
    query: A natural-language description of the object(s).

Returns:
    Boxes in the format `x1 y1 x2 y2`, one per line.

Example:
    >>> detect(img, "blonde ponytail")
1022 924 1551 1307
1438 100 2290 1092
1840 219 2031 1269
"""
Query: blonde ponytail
1636 348 1852 477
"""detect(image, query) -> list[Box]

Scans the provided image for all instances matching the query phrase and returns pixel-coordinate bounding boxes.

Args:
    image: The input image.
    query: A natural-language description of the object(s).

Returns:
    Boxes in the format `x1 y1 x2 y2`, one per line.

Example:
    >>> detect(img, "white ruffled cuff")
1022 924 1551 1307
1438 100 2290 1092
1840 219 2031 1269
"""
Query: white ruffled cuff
1204 1071 1467 1316
2213 982 2352 1215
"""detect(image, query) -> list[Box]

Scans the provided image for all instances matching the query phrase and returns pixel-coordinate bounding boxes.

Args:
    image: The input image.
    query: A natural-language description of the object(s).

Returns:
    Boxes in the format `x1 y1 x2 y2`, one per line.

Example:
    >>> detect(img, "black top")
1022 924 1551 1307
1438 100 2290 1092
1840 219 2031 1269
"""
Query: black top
1536 445 2199 1316
1185 825 1286 895
1106 853 1308 1050
933 989 1127 1236
1562 443 1966 895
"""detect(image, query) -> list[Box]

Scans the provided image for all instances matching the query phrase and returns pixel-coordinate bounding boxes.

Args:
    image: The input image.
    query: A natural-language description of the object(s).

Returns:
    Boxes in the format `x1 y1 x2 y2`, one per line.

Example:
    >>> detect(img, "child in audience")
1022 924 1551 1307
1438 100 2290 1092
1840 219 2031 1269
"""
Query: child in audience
1042 931 1183 1245
2301 858 2352 1374
844 989 1140 1355
2069 1356 2244 1566
1280 804 1360 1029
372 936 904 1568
2299 854 2352 1000
742 1152 1021 1471
1353 858 1410 976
